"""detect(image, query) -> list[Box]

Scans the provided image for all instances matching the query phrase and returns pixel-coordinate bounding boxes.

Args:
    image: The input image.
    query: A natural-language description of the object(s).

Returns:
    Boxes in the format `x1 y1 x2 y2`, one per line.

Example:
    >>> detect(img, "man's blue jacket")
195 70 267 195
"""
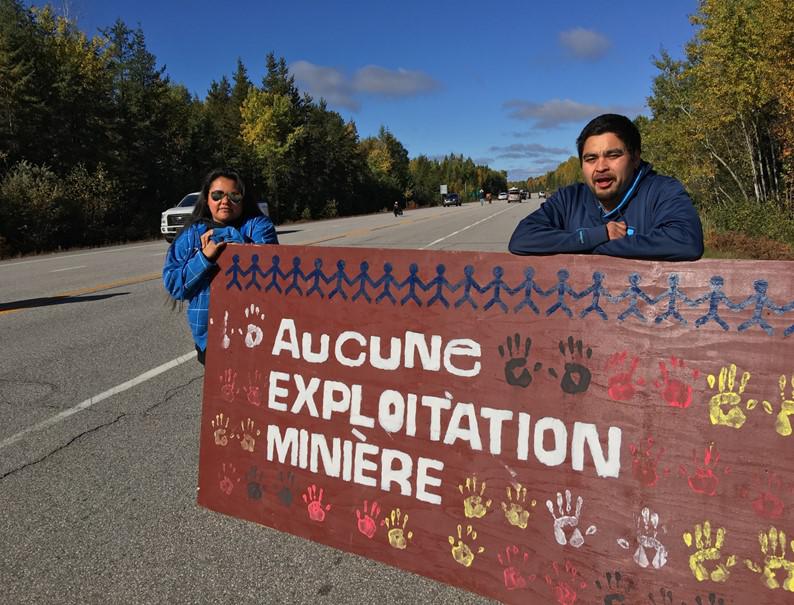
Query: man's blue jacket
163 216 278 352
508 162 704 261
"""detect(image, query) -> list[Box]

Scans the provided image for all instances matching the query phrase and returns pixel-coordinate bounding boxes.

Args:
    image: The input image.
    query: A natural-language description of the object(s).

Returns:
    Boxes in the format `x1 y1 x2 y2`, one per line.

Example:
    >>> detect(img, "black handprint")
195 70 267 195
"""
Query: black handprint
498 333 542 388
595 570 635 604
548 336 593 394
277 471 295 507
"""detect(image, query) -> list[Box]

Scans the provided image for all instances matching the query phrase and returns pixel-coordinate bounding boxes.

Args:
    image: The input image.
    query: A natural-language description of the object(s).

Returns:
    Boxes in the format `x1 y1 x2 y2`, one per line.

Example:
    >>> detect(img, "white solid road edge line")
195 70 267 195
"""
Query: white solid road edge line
0 351 196 451
420 206 514 250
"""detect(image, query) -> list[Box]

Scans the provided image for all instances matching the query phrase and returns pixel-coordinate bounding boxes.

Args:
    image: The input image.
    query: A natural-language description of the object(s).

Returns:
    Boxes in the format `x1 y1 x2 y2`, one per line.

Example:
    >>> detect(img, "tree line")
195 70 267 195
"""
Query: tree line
524 0 794 249
0 0 507 257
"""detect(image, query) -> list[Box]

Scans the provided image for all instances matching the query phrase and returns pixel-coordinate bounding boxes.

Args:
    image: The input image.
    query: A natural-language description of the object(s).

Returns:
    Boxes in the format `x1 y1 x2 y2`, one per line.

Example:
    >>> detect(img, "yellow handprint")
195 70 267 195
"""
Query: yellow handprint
501 482 536 529
458 475 492 519
745 526 794 591
238 418 260 452
683 520 737 582
382 508 413 550
707 364 752 429
211 412 230 446
775 375 794 437
448 524 484 567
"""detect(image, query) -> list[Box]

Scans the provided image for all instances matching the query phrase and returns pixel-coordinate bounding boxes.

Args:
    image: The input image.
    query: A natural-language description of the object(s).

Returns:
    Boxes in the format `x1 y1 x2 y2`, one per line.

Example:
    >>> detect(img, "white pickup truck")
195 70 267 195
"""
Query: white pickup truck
160 192 269 243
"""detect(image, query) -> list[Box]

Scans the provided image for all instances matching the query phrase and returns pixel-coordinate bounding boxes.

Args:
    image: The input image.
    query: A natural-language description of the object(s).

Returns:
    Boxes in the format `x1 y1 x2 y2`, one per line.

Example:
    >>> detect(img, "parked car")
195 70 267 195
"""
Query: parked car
442 192 461 207
538 190 546 198
497 192 508 201
160 192 270 243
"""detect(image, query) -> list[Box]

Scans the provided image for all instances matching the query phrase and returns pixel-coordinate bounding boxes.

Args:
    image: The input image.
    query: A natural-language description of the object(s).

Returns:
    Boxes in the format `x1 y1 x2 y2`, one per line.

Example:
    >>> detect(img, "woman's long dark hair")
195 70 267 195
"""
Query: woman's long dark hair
186 167 263 228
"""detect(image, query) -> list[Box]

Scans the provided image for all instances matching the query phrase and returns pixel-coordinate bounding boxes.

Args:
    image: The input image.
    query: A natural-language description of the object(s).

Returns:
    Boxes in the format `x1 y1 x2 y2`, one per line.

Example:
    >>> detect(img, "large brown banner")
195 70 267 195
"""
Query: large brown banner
197 244 794 604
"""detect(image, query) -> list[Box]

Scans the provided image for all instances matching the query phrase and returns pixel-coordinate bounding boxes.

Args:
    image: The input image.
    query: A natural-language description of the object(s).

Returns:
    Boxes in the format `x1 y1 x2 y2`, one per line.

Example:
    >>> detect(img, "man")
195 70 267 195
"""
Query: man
508 114 704 261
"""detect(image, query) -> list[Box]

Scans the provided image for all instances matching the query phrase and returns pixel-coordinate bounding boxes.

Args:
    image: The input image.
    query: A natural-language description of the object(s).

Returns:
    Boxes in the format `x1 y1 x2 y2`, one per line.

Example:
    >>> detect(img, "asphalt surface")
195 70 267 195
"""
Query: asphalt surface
0 199 541 605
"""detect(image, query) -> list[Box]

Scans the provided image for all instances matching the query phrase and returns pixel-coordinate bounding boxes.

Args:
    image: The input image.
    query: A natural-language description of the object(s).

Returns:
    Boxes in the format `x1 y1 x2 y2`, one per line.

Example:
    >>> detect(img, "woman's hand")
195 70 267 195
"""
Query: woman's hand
200 229 226 261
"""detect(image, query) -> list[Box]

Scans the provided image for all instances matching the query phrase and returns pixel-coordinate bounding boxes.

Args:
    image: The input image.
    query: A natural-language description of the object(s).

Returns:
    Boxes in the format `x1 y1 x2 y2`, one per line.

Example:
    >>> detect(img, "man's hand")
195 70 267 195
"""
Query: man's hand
200 229 226 261
606 221 628 240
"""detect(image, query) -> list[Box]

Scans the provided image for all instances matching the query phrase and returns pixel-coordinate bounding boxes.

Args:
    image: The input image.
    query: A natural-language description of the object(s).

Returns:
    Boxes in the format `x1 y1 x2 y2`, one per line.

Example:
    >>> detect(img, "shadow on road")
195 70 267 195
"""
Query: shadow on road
0 292 129 312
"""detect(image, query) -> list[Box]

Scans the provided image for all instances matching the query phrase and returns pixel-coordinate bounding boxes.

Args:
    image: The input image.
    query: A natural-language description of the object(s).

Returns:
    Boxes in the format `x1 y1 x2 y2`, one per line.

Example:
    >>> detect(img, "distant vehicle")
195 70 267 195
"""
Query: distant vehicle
497 192 508 201
507 187 521 203
520 190 528 200
538 190 546 198
442 192 461 207
160 192 270 243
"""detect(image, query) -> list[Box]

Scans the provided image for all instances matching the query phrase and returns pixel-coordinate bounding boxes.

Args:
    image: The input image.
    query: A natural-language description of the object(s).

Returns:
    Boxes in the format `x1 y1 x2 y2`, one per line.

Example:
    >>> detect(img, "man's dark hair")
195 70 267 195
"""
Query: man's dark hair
576 114 641 160
189 167 262 225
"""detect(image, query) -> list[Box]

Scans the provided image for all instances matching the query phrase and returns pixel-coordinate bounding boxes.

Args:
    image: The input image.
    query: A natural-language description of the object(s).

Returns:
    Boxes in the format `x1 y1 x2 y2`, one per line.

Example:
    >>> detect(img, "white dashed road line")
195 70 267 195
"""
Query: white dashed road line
420 207 514 249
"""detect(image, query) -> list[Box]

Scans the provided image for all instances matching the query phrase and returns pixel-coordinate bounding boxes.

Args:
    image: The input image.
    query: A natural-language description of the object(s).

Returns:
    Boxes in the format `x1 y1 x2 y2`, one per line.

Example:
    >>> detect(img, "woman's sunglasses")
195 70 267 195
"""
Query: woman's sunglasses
210 190 243 204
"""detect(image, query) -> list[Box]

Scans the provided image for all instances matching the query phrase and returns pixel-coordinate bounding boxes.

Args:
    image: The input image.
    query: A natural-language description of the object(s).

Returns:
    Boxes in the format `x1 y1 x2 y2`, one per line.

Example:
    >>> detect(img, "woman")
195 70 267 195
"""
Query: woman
163 168 278 365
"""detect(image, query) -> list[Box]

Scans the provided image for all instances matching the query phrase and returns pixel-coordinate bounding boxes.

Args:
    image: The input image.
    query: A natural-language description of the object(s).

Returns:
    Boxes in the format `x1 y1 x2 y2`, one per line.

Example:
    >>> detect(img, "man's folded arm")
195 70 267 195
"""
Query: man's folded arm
508 204 609 255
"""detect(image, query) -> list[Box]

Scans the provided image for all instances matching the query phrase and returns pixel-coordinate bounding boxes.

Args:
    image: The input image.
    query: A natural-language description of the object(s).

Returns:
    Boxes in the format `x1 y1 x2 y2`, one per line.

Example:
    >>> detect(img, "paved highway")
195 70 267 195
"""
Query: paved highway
0 199 540 604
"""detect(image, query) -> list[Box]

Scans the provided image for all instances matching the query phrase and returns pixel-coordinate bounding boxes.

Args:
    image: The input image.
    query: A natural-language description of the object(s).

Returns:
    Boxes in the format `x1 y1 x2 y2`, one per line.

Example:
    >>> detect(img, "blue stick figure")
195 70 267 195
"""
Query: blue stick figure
508 266 546 314
577 271 609 320
609 272 655 322
454 265 484 309
328 259 353 300
284 256 306 296
544 269 579 318
306 258 331 298
426 264 458 308
689 275 737 331
733 279 786 335
373 262 400 304
399 263 427 306
652 273 690 324
224 254 244 290
482 266 510 312
352 261 378 302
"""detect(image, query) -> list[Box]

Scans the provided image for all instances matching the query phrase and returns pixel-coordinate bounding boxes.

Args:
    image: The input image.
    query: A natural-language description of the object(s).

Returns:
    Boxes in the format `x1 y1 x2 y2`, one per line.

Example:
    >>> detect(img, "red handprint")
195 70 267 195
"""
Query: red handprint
497 545 535 590
219 368 239 403
355 500 381 538
629 436 665 487
680 443 728 496
218 462 239 496
243 371 263 407
302 484 331 522
606 352 644 401
655 356 699 408
738 472 789 520
544 560 586 605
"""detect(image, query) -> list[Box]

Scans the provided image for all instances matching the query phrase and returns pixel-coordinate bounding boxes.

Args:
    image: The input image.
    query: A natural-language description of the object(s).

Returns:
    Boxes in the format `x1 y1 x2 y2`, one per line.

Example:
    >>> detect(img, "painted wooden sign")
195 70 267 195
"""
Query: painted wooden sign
197 244 794 605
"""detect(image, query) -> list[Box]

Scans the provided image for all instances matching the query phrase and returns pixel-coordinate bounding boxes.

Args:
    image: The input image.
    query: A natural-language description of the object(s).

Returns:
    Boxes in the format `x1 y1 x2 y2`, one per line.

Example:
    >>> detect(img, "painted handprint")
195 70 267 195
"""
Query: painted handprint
682 520 737 582
459 475 492 519
277 471 295 507
218 462 239 496
739 471 789 520
498 333 542 388
548 336 593 394
546 489 597 548
775 374 794 437
245 465 265 500
617 507 668 569
594 570 636 603
302 484 331 522
243 304 265 348
242 370 263 407
706 364 752 428
544 560 587 605
630 437 665 487
497 545 535 590
355 500 381 539
655 356 699 408
448 524 484 567
501 482 536 529
605 351 644 401
237 417 260 452
211 412 230 446
219 368 239 403
744 526 794 591
680 443 727 497
382 508 413 549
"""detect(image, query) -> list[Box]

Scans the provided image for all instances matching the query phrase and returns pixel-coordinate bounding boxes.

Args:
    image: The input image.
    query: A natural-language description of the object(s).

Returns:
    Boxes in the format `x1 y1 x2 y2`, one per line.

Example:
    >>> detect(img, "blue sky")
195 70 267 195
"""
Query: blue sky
40 0 698 180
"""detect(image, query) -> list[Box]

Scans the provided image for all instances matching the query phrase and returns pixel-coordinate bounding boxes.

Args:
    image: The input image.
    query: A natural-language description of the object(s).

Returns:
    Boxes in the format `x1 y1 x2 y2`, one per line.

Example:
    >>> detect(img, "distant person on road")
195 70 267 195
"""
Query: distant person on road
508 114 703 261
163 168 278 365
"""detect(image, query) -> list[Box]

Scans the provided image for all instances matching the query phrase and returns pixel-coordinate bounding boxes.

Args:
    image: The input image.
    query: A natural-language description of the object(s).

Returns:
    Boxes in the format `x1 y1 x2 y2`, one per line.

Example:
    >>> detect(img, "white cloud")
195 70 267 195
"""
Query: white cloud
289 61 441 111
503 98 644 129
489 142 571 159
290 60 359 110
352 65 440 96
558 27 611 60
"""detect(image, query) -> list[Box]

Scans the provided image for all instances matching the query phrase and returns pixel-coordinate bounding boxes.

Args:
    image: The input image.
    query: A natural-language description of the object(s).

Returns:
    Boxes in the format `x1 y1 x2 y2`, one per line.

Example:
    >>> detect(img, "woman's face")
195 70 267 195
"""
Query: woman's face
208 177 243 225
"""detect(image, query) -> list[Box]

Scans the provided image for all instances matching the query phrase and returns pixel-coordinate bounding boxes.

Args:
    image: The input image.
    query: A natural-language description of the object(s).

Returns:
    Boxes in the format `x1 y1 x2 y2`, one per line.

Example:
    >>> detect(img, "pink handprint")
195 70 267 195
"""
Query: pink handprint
218 462 239 496
302 484 331 522
606 352 644 401
355 500 381 539
544 560 587 605
242 371 263 407
655 356 699 408
680 443 728 497
629 436 665 487
219 369 239 403
497 545 535 590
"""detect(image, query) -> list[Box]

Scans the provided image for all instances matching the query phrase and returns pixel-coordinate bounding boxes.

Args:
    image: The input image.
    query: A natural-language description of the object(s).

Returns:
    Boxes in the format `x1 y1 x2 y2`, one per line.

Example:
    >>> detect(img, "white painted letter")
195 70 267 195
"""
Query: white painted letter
534 416 567 468
571 423 622 478
444 339 482 377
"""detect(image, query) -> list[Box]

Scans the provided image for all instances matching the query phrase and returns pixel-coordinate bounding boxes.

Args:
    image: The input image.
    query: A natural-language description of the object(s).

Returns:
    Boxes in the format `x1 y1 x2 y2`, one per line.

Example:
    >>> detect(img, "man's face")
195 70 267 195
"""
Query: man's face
581 132 640 210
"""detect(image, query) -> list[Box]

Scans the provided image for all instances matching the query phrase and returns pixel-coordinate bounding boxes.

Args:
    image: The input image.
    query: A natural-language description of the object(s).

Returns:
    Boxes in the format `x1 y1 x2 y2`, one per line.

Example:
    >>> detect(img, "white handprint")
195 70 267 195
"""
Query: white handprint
244 304 265 348
617 506 668 569
546 489 596 548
